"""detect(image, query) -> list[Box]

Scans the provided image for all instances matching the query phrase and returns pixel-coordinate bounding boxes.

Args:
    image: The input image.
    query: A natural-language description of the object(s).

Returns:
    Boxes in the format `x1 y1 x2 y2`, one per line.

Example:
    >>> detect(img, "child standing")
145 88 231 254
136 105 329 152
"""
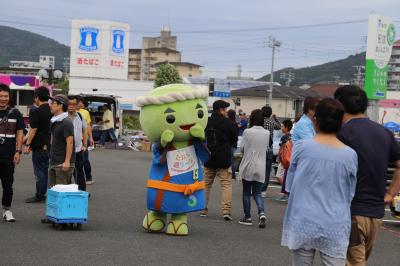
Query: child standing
238 109 270 228
275 119 293 202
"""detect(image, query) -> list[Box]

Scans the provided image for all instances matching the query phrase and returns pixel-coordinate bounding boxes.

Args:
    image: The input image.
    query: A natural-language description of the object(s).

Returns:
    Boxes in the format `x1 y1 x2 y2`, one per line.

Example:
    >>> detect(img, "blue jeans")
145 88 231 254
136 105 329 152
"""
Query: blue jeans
99 128 117 145
32 150 49 199
242 179 265 218
292 248 345 266
262 150 273 192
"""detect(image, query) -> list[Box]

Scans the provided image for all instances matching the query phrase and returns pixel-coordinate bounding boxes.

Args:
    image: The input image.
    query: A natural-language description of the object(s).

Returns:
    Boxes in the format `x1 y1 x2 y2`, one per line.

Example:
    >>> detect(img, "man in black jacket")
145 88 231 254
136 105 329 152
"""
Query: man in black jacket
201 100 238 221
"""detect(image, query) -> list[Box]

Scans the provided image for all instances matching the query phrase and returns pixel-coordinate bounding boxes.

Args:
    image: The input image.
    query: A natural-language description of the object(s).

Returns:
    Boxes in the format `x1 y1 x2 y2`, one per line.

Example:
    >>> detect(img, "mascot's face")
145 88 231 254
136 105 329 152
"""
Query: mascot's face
139 84 208 142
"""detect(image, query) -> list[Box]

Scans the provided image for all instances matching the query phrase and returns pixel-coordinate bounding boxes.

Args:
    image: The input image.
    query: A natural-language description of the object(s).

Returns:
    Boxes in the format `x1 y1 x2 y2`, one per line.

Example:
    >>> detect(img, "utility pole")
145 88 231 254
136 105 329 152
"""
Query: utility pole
280 68 295 86
267 36 281 106
63 57 70 76
237 64 242 79
353 65 365 87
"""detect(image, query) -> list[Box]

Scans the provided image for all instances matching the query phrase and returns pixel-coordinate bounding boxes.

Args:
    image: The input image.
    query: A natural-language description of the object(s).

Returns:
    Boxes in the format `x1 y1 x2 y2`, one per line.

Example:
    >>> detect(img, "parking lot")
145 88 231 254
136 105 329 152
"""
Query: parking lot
0 149 399 265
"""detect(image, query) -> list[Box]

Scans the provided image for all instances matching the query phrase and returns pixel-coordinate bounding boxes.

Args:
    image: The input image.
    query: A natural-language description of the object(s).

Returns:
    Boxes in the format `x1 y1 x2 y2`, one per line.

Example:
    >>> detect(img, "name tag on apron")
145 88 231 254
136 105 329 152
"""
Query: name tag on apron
166 146 199 177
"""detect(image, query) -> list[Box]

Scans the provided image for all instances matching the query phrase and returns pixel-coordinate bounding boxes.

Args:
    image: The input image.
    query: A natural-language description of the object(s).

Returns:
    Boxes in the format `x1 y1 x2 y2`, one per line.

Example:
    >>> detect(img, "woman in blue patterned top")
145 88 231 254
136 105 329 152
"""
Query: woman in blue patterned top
281 98 358 266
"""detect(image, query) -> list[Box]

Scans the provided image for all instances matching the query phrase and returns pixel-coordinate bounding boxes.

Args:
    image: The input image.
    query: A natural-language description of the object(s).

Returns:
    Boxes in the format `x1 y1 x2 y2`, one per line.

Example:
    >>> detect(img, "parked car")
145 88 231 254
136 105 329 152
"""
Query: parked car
77 94 122 141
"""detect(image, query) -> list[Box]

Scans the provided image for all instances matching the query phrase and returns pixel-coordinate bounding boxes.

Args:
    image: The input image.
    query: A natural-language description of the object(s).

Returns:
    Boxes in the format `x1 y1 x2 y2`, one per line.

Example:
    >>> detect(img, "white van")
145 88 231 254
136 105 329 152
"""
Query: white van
77 94 122 141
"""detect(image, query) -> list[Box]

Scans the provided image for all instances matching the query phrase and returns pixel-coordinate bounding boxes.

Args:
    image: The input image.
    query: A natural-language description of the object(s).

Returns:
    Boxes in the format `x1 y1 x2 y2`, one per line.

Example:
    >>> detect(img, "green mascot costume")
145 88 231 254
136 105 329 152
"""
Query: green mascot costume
136 84 210 236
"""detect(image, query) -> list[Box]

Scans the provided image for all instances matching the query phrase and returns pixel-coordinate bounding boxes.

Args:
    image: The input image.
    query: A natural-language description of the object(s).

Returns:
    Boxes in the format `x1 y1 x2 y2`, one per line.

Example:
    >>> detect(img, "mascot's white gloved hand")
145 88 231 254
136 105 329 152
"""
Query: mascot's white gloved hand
161 129 174 148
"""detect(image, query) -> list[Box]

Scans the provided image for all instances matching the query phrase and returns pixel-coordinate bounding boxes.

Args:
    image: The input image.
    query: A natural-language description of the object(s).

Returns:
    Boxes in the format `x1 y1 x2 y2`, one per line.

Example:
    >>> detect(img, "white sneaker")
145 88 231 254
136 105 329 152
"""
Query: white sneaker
259 214 267 228
223 214 233 221
3 210 15 222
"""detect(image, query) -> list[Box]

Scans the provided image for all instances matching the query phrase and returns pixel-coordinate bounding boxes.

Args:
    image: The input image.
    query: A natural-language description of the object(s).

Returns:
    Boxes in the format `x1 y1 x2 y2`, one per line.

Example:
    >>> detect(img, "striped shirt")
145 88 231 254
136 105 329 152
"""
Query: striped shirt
263 117 281 147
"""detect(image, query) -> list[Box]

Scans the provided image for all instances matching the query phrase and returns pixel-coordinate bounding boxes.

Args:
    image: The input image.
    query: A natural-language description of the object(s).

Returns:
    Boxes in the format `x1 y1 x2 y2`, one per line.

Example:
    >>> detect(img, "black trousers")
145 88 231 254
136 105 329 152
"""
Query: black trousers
83 143 92 181
0 159 14 208
74 152 86 191
262 150 273 192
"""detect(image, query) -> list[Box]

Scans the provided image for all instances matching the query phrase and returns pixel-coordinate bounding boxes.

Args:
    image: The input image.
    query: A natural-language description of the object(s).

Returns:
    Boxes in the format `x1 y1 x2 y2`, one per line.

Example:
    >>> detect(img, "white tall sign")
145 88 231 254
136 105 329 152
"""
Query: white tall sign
70 19 130 80
364 15 396 100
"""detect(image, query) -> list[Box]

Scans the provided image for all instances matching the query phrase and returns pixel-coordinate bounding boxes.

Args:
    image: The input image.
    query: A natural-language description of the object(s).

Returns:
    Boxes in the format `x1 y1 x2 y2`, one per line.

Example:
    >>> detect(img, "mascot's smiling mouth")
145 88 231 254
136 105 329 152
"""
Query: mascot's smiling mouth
180 124 195 131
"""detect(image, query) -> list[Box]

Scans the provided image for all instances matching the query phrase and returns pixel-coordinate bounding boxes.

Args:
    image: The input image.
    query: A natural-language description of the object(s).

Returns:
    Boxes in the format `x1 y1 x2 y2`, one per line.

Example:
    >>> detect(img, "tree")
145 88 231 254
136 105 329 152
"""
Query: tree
154 63 182 88
54 78 69 94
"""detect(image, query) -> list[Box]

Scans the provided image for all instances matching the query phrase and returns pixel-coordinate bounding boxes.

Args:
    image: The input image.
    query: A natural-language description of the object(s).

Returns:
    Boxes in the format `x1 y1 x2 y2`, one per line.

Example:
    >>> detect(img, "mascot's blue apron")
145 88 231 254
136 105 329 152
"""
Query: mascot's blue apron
146 140 209 214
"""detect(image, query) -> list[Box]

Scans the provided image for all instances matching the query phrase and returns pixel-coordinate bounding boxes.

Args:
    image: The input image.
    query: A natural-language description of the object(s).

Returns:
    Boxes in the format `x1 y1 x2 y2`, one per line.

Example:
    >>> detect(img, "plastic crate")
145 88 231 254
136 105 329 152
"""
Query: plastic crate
46 189 89 222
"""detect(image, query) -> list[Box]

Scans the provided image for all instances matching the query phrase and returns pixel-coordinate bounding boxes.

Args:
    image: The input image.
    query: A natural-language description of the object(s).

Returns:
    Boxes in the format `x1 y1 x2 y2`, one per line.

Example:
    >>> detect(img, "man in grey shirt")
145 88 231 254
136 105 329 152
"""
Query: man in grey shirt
48 95 75 187
68 96 87 191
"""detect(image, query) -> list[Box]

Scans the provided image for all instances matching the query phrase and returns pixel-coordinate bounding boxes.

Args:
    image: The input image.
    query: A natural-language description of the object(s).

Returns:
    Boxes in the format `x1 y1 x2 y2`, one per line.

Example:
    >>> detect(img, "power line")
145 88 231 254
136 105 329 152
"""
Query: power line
0 18 372 34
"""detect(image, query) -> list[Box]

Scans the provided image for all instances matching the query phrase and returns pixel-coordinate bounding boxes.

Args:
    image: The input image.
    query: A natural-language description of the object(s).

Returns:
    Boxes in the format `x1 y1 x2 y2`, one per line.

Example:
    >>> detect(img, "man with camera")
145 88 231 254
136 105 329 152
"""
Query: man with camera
0 84 24 222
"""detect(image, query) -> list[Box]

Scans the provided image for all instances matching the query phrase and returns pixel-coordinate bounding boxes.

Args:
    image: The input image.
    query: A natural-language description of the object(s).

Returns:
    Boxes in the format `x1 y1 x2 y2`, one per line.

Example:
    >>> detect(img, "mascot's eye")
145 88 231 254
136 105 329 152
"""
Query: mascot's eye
197 110 204 119
166 115 175 124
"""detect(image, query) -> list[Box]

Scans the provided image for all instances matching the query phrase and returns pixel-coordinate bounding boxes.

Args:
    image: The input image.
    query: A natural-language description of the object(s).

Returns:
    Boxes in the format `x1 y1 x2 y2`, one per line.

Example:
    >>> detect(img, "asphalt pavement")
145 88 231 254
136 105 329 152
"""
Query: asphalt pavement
0 149 399 265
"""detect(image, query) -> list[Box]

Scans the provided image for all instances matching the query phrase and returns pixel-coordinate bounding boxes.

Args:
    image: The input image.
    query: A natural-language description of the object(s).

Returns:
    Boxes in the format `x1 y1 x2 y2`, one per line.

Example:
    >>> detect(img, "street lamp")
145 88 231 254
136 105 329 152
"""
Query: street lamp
38 69 63 85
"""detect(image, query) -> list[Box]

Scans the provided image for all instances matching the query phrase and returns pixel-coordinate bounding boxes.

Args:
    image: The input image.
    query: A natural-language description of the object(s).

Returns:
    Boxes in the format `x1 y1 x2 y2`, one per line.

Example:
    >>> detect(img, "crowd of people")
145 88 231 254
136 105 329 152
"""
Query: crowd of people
200 85 400 266
1 81 400 265
0 84 99 222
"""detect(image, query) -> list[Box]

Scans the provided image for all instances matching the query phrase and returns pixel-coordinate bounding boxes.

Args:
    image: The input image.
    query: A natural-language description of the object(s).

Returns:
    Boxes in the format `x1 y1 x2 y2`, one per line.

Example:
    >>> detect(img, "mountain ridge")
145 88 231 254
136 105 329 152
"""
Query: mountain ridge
258 52 366 85
0 25 365 85
0 25 69 69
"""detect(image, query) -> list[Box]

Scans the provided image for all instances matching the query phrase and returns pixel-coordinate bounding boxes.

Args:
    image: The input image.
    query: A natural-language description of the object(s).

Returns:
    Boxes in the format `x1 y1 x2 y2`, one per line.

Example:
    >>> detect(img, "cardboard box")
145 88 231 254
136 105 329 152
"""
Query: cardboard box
141 141 152 152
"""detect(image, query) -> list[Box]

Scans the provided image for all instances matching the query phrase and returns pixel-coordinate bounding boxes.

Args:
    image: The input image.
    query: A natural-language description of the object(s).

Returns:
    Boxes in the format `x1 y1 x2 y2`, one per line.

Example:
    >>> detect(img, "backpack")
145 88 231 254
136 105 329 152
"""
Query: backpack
279 139 293 169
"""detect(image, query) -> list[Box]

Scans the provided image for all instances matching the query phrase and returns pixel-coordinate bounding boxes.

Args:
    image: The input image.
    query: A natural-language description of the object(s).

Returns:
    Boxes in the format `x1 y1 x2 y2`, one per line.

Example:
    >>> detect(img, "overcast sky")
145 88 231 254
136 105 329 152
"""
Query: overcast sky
2 0 400 78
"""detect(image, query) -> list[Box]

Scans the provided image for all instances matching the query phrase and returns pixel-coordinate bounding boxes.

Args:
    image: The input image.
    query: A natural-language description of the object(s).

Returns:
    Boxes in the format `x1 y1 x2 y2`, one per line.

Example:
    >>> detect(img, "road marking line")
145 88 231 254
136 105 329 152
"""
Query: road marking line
382 219 400 223
268 185 281 189
381 225 400 238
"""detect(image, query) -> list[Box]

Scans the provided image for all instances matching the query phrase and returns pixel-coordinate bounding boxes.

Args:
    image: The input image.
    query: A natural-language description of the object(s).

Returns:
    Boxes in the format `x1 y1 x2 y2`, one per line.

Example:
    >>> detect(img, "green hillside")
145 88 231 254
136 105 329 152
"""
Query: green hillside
258 53 366 85
0 25 69 69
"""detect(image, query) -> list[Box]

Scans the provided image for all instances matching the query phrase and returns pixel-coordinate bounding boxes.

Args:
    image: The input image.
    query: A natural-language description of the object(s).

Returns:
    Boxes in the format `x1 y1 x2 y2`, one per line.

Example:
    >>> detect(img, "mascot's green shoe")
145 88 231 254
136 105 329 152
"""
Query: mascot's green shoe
166 214 189 236
143 211 167 233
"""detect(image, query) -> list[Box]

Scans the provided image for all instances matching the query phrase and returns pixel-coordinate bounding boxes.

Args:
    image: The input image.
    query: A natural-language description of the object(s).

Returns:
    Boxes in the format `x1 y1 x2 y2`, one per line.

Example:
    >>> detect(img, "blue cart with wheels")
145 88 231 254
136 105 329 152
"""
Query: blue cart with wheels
45 189 89 230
